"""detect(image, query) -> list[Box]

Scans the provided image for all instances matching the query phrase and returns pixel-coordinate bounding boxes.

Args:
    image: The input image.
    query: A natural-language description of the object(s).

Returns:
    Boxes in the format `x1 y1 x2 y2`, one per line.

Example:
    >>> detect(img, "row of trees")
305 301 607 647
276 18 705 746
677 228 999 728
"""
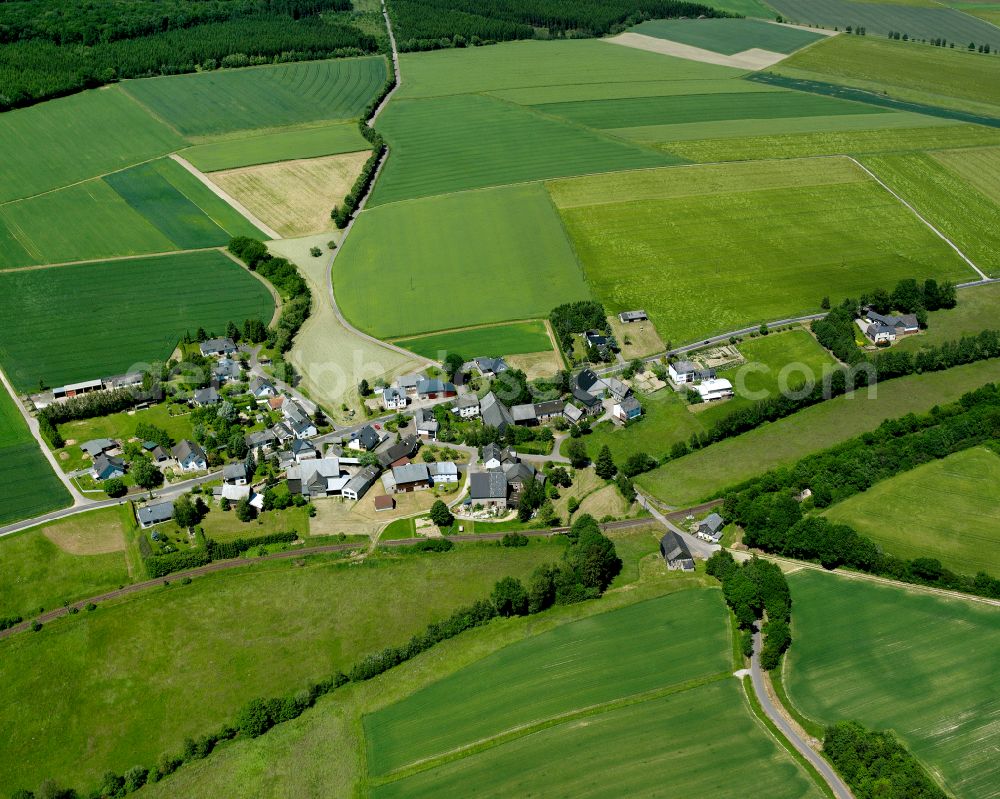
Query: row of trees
549 300 609 353
707 551 791 670
387 0 730 53
17 518 620 798
144 530 299 578
0 17 379 110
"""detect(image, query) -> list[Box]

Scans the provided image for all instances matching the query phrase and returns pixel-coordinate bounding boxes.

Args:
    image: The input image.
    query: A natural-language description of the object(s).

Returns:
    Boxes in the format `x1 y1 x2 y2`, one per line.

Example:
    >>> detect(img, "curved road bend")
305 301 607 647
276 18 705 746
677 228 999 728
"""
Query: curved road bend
750 629 854 799
0 518 650 640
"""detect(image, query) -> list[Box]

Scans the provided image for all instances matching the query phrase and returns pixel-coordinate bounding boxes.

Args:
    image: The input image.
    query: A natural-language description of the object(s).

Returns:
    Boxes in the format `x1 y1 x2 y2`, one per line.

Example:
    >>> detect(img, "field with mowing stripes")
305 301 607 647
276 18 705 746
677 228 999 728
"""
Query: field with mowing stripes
0 251 274 392
629 17 827 54
181 121 370 172
786 570 1000 799
335 184 590 338
366 591 822 798
122 57 388 138
823 446 1000 574
396 322 552 360
549 158 975 346
369 93 672 206
636 359 1000 505
933 145 1000 207
0 383 71 526
0 86 183 203
489 77 782 105
0 543 565 794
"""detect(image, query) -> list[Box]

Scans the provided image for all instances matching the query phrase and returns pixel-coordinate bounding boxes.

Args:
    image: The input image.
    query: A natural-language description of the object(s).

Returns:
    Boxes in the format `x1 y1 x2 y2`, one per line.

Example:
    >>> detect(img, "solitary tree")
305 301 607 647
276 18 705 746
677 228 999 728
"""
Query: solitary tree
595 445 617 480
491 576 528 617
173 493 201 529
131 456 163 491
566 439 589 469
429 499 453 528
358 379 371 397
103 477 127 498
235 496 256 522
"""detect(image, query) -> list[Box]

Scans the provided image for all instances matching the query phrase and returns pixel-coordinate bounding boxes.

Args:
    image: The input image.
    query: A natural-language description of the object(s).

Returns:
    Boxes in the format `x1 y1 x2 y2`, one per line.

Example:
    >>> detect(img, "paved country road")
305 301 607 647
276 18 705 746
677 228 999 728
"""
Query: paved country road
750 629 854 799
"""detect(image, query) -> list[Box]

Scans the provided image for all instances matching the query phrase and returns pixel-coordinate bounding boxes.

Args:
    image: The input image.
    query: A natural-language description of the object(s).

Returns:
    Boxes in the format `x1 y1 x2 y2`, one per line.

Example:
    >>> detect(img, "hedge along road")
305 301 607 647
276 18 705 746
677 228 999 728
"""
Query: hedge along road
0 518 652 640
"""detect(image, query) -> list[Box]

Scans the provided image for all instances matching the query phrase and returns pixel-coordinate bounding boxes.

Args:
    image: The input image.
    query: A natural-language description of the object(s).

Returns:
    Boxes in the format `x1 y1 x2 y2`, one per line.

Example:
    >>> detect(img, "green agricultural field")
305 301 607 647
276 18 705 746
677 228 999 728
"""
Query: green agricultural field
822 447 1000 574
666 122 1000 161
0 507 133 620
701 0 779 16
366 590 730 776
489 77 782 106
933 145 1000 208
629 18 827 54
785 570 1000 799
0 543 565 794
395 322 552 360
396 39 745 100
772 35 1000 117
334 184 590 338
549 158 976 347
369 93 672 206
636 358 1000 505
767 0 1000 46
0 384 71 526
373 681 821 799
0 251 274 392
896 282 1000 352
181 122 371 172
535 90 883 131
122 57 388 138
104 158 264 248
861 152 1000 277
0 86 183 203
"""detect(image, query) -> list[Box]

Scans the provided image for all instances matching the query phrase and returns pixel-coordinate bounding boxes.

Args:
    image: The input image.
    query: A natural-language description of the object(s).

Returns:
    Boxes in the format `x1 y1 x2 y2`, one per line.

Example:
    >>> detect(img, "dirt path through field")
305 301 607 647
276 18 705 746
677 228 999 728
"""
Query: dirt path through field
605 33 788 70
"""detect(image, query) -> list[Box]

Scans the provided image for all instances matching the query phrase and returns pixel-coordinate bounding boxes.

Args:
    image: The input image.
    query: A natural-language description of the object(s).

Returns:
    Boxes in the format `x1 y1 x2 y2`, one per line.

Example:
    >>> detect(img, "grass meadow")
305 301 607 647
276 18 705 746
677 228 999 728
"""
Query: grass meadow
629 17 827 54
489 76 782 105
636 358 1000 505
823 446 1000 574
396 39 744 100
181 121 370 172
0 383 71 526
0 251 274 392
773 35 1000 116
334 183 590 338
0 543 565 794
122 57 388 138
785 570 1000 799
0 86 183 203
369 93 672 206
395 321 552 360
862 152 1000 277
549 158 976 347
0 507 132 620
897 281 1000 352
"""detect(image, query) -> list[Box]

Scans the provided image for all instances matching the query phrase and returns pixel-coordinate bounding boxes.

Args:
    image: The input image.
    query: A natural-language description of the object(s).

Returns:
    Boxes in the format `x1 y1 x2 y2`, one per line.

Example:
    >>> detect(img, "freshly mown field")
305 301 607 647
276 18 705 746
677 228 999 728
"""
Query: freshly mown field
768 0 1000 47
785 570 1000 799
549 158 976 347
666 123 1000 162
182 122 371 172
0 383 71 526
629 17 827 54
0 543 565 795
861 152 1000 277
366 590 822 799
636 358 1000 505
823 446 1000 575
772 35 1000 116
0 507 132 620
208 151 371 238
122 57 388 138
334 183 590 338
369 93 672 206
933 144 1000 209
535 90 884 131
0 86 183 203
395 322 552 360
365 590 730 776
396 39 744 100
896 281 1000 352
0 251 274 392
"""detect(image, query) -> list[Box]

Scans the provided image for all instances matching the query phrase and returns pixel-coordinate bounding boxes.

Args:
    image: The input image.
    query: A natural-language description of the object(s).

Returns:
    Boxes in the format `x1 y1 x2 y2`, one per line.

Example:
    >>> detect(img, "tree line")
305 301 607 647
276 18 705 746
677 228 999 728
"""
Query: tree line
14 516 620 798
144 531 299 578
720 383 1000 600
0 13 379 110
388 0 730 53
549 300 610 353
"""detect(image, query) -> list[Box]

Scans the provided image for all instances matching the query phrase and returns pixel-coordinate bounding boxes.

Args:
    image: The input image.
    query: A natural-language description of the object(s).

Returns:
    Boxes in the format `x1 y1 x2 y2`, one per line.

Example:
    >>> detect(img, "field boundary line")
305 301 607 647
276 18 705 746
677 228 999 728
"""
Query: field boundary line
389 317 550 342
0 247 222 273
845 155 988 280
368 670 731 786
169 154 281 239
219 249 283 327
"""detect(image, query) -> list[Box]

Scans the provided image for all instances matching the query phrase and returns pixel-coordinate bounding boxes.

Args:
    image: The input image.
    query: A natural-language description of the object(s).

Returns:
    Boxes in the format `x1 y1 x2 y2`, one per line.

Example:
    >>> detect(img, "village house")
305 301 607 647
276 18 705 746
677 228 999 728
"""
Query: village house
377 435 419 469
80 438 117 459
428 461 459 484
374 494 395 512
287 457 351 498
618 310 648 323
223 462 247 486
668 360 697 384
862 310 920 344
482 443 517 470
416 378 457 400
382 385 408 410
137 500 174 528
480 391 515 431
511 399 565 427
350 424 384 452
384 462 432 493
92 454 125 481
282 401 317 439
342 466 380 501
453 394 480 419
414 407 439 439
213 358 242 384
563 403 584 424
660 531 695 572
397 374 421 396
291 439 318 462
249 377 277 399
473 356 508 378
698 512 725 543
142 441 171 464
697 378 734 402
193 386 220 407
469 471 509 511
172 440 208 472
245 429 278 454
199 337 237 358
502 459 545 507
613 395 643 423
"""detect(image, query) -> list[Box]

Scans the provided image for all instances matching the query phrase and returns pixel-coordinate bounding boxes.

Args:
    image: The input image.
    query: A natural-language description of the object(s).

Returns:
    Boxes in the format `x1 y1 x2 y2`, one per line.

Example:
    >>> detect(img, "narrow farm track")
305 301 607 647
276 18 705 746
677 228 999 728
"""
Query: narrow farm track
0 518 649 640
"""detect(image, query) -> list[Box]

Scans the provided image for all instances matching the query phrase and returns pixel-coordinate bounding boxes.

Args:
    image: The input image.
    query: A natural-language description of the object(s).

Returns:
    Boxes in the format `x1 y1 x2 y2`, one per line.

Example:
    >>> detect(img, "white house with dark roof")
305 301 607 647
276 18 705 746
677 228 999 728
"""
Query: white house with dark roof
249 377 276 399
199 337 237 358
428 461 459 484
613 395 642 423
342 466 379 501
193 386 220 407
137 500 174 528
474 357 508 378
382 385 407 410
92 454 125 481
172 440 208 472
223 462 247 485
698 512 725 543
454 394 480 419
669 360 698 384
469 471 508 510
414 407 439 439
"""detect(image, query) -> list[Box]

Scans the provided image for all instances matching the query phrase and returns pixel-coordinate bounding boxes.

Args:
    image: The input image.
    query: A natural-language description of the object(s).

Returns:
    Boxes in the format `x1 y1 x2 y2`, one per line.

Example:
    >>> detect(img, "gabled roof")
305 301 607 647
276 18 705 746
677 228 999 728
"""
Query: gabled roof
470 471 508 500
397 374 421 389
291 438 316 455
200 337 236 354
604 377 630 398
416 378 455 394
193 387 219 405
344 465 379 496
619 395 641 413
172 439 207 463
475 356 508 374
378 435 419 468
563 403 583 422
249 376 275 395
356 425 382 451
246 429 277 447
81 438 115 457
137 501 174 526
671 360 697 374
482 442 502 463
576 368 601 392
511 403 537 422
223 463 246 482
571 385 601 408
480 391 514 430
428 461 458 478
392 462 430 484
534 399 565 416
383 386 405 402
660 531 692 563
93 454 125 479
619 310 647 322
456 394 480 409
701 512 724 533
503 460 537 485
